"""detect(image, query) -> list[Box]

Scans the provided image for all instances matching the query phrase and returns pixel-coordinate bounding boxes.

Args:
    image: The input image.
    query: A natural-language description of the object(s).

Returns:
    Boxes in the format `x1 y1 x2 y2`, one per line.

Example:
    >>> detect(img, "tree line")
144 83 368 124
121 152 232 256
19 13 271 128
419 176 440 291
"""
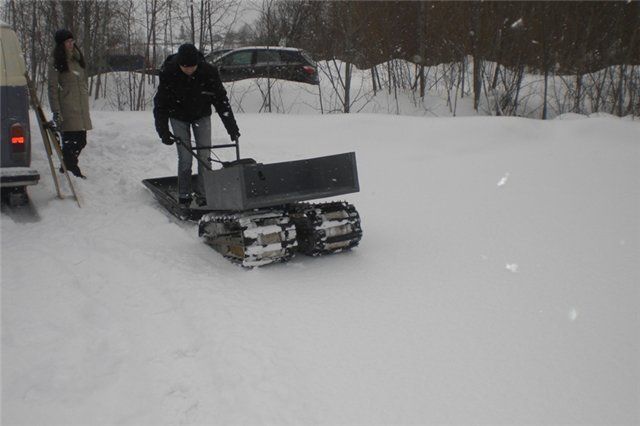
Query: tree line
2 0 639 117
256 2 638 71
254 1 639 117
2 0 241 109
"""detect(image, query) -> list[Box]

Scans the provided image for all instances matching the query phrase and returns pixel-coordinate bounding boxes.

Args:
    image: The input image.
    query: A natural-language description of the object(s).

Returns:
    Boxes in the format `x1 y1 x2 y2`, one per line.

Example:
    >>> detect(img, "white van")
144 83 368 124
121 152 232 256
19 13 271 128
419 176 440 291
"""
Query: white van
0 19 39 205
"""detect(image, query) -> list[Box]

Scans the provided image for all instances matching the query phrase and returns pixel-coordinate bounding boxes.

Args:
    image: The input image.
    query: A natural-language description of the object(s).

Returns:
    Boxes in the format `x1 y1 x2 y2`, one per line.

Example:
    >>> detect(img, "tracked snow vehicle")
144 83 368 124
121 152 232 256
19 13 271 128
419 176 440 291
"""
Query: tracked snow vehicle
143 138 362 267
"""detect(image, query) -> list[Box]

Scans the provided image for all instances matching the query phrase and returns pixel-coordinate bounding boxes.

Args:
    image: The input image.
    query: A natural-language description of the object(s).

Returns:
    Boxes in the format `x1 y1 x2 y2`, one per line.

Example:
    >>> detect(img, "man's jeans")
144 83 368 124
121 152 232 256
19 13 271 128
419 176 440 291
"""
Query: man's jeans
170 116 211 199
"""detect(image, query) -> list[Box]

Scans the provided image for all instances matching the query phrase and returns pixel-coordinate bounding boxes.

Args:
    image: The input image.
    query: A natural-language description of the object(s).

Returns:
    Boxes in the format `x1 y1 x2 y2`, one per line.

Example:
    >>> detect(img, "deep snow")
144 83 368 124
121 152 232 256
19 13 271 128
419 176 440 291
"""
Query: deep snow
1 111 639 425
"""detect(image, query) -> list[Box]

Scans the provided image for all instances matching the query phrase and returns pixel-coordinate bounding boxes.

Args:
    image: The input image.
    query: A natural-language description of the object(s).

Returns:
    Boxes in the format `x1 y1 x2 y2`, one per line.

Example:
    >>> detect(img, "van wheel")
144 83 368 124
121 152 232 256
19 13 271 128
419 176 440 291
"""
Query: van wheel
2 187 29 207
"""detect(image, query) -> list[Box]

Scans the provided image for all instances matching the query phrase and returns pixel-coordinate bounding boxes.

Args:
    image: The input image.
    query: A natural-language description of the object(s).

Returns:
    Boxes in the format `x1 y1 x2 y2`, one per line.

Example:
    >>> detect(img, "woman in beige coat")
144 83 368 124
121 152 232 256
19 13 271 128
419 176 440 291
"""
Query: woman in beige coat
48 29 92 178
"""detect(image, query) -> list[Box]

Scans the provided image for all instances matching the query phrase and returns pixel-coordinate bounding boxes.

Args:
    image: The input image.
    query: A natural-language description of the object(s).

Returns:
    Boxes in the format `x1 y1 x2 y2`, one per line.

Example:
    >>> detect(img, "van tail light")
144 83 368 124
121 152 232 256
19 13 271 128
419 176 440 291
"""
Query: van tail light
302 65 316 75
11 123 26 152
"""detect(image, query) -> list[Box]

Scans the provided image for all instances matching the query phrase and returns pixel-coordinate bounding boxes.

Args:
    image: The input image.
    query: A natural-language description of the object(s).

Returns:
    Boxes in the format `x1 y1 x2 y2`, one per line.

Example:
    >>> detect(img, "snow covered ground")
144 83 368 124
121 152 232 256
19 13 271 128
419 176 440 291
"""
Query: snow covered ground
90 60 582 119
2 110 639 425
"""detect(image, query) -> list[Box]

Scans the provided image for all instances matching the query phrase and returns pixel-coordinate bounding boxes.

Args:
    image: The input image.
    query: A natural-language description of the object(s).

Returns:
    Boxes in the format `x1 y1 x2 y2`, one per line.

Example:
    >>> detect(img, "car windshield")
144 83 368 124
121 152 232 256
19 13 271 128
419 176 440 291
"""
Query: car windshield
207 49 231 62
220 51 252 66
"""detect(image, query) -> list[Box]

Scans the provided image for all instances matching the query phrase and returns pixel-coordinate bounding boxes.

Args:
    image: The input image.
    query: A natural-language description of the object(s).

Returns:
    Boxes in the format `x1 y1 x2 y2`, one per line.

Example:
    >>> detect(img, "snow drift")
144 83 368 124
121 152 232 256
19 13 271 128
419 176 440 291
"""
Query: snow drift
2 111 639 425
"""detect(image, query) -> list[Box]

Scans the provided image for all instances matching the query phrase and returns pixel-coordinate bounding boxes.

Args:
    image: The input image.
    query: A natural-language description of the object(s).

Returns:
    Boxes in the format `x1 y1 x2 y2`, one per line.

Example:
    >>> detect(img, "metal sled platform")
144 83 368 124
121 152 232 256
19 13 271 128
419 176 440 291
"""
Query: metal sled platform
142 174 212 220
143 152 360 220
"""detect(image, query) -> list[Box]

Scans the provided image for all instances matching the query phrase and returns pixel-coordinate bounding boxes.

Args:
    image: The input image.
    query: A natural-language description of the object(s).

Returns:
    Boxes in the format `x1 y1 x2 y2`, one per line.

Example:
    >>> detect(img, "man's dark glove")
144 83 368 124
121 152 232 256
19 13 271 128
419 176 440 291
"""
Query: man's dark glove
230 132 240 142
161 133 178 146
52 112 63 129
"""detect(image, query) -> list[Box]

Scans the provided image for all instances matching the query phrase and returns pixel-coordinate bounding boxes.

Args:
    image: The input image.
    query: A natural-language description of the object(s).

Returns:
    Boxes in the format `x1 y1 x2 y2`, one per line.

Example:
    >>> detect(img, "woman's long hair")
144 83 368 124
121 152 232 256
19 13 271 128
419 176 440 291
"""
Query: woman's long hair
53 43 86 73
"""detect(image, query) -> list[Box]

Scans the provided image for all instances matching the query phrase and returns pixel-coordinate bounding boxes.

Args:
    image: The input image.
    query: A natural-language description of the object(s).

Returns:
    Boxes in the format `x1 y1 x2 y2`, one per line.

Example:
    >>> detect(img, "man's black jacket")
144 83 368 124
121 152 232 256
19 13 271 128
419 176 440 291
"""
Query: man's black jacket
153 53 239 139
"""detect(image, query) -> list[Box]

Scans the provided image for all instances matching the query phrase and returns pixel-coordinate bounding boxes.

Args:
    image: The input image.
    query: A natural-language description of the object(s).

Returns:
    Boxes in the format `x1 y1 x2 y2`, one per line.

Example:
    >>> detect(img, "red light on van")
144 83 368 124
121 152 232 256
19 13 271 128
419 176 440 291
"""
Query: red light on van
11 123 26 152
302 65 316 75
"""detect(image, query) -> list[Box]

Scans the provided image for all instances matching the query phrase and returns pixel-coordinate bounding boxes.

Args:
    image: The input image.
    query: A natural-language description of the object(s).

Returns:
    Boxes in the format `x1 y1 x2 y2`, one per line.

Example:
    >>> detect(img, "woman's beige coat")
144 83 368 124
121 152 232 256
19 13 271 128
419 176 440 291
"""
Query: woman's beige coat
48 47 92 132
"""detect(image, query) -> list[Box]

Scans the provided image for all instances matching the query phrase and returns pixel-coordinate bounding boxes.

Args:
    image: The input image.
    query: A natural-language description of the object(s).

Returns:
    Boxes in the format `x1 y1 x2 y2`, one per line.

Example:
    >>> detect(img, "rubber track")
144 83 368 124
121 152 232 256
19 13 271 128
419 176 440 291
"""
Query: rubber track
198 209 298 267
289 201 362 256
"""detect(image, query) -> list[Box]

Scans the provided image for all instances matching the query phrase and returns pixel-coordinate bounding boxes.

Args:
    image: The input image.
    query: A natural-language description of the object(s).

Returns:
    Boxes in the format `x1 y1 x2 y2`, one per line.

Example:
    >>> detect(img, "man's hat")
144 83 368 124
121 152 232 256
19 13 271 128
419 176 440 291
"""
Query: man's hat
177 43 200 67
54 29 74 45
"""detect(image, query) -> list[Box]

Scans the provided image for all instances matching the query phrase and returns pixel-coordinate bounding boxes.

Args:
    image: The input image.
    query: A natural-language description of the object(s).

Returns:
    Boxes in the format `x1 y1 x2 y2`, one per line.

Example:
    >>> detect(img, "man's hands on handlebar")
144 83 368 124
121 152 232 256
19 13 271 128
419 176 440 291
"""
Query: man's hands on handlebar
161 132 179 146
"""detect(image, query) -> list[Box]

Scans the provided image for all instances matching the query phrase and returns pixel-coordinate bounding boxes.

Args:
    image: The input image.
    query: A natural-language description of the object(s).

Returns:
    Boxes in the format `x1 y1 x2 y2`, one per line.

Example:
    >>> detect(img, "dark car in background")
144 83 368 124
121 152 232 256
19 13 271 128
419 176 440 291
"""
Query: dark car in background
205 47 319 85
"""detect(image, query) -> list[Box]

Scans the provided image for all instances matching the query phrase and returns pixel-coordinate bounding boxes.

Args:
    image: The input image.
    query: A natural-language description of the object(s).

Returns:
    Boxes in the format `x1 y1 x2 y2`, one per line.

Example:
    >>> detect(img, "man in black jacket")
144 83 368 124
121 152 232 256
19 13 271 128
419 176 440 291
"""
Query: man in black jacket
153 43 240 206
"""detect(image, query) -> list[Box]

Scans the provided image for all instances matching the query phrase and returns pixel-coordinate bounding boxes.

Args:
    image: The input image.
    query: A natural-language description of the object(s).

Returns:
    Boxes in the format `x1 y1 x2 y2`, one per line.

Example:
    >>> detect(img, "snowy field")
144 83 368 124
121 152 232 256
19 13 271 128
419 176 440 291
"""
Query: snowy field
90 60 585 119
2 110 639 425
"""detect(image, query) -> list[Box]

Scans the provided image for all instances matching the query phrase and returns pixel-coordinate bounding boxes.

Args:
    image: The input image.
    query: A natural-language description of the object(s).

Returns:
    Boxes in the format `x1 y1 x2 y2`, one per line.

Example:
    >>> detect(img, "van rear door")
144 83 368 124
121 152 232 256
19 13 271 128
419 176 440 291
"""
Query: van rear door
0 22 38 188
